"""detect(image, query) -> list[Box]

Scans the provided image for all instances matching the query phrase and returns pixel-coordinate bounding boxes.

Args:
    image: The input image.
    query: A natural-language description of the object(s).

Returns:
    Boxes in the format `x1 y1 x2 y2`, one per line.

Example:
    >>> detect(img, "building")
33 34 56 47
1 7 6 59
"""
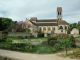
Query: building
23 7 69 37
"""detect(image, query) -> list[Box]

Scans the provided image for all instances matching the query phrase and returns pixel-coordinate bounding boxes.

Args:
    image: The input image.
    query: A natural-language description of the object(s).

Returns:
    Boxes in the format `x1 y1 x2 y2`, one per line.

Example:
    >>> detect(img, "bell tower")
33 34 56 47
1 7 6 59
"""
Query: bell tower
57 7 62 20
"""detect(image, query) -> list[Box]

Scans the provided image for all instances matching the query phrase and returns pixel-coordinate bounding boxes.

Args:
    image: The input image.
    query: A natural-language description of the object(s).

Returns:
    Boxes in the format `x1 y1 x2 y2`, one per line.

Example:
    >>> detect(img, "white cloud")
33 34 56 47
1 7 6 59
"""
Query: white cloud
0 0 80 23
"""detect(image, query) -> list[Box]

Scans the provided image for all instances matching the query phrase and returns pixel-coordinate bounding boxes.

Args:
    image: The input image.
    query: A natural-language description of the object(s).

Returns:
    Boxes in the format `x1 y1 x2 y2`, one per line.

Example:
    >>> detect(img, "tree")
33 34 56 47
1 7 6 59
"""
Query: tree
1 17 13 31
67 26 75 34
61 39 72 56
6 21 32 32
0 18 2 31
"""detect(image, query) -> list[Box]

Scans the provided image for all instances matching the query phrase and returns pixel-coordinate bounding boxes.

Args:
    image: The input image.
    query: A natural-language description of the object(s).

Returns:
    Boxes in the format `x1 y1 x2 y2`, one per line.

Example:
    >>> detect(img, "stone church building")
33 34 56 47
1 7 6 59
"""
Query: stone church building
23 7 69 37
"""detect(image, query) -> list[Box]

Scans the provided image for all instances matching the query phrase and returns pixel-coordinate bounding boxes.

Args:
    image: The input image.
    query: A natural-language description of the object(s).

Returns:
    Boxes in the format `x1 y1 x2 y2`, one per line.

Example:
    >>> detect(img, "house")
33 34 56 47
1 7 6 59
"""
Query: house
23 7 70 37
71 28 79 34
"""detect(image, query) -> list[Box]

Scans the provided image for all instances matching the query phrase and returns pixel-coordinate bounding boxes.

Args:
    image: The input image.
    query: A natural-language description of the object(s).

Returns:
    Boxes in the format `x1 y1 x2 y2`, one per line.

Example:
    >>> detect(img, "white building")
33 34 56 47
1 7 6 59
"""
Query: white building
23 7 70 37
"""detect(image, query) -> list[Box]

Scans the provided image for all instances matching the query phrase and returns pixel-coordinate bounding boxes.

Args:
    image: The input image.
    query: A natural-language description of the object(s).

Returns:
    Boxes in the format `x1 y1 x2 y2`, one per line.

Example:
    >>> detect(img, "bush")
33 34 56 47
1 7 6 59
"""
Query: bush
54 43 61 51
37 47 56 54
0 36 2 42
68 35 76 47
49 40 57 46
48 36 57 45
57 33 69 40
41 40 48 46
5 38 12 42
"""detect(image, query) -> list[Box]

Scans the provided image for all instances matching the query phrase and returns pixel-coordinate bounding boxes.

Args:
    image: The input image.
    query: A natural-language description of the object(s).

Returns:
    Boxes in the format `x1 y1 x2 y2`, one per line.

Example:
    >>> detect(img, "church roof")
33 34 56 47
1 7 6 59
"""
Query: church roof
36 19 58 22
37 23 58 26
29 20 37 26
58 20 69 25
30 17 37 21
57 7 62 11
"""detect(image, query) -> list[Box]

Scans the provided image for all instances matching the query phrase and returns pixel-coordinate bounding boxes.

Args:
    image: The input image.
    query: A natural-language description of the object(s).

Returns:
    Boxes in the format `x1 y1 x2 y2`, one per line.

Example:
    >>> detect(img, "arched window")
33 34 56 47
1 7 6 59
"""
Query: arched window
39 27 41 30
65 26 67 29
59 26 63 29
60 12 61 15
43 27 46 31
48 27 50 31
53 27 55 30
58 12 59 15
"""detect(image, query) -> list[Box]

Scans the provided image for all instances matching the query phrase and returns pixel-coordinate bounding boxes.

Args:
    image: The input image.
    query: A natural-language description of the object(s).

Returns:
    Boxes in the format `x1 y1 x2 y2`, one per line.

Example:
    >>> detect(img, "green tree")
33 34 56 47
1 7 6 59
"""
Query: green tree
61 39 72 55
0 18 2 31
67 26 75 34
1 17 13 31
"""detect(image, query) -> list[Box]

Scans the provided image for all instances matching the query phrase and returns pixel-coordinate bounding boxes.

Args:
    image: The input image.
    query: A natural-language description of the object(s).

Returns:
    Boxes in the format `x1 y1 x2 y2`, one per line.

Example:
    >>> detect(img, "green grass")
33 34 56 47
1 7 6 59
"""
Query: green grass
58 48 80 59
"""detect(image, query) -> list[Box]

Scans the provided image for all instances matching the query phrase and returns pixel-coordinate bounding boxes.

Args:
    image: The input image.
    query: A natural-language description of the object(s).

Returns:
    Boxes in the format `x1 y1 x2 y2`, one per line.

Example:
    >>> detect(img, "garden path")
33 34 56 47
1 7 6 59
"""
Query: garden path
0 49 77 60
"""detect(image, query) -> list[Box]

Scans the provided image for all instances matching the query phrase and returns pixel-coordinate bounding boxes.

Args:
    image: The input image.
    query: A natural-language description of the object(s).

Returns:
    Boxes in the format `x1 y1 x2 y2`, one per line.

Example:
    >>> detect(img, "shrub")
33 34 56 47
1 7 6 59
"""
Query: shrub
5 38 12 42
47 33 50 36
57 33 69 40
41 40 48 46
68 35 76 47
54 43 61 51
48 36 57 45
49 40 57 46
0 36 2 42
37 47 56 54
27 36 30 39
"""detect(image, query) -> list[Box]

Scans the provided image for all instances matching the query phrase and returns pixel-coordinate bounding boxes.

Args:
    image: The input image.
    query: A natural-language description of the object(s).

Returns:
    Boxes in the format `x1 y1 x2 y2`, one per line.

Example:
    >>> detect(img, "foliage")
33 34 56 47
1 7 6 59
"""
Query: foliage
56 33 69 40
48 36 57 45
1 17 13 31
67 26 75 34
47 33 50 36
5 38 12 42
41 40 48 46
0 36 2 42
68 35 76 47
61 39 72 55
37 46 57 54
49 40 57 46
6 21 31 32
54 43 61 51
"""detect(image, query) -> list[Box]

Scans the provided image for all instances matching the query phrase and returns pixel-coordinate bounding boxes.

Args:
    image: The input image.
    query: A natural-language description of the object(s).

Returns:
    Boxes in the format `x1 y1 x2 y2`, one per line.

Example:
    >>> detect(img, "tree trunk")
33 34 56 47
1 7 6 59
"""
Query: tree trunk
65 46 67 56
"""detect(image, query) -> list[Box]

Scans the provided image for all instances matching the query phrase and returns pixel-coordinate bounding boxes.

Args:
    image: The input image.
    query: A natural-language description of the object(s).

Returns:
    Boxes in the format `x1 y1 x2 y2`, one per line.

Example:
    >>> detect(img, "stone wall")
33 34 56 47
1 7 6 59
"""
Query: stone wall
0 31 32 37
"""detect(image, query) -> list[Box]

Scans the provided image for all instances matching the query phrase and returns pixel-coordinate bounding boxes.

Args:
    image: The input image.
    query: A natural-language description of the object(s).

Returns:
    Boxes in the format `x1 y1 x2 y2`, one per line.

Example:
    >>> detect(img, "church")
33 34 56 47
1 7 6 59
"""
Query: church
23 7 69 37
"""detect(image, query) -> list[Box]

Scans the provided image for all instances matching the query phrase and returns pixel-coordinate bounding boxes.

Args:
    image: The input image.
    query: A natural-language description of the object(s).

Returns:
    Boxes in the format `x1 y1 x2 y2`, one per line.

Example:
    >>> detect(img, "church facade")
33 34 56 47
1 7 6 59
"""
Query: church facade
23 7 69 36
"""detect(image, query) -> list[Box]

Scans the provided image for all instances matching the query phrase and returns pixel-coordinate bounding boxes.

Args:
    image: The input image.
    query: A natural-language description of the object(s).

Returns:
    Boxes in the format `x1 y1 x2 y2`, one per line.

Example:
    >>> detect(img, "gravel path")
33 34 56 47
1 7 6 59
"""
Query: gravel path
0 49 77 60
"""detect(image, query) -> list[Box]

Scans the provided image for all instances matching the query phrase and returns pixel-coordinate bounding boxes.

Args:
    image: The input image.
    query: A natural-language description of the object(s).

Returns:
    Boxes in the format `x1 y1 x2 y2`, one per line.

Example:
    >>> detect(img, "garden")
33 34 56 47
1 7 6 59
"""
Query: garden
0 31 80 60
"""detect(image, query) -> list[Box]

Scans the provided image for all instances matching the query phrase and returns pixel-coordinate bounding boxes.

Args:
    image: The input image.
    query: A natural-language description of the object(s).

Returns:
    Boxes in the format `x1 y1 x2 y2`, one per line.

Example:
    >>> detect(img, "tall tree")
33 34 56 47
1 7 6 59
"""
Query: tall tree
1 17 13 31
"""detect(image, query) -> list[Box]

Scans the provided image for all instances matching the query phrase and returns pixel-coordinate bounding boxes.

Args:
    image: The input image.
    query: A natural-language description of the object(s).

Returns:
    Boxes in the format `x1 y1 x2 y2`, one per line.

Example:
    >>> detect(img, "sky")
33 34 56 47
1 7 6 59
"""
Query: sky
0 0 80 24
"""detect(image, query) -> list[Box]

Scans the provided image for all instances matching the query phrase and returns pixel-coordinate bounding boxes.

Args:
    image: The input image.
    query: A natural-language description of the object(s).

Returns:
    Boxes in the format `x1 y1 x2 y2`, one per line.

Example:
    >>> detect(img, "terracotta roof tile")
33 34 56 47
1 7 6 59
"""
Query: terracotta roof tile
57 7 62 11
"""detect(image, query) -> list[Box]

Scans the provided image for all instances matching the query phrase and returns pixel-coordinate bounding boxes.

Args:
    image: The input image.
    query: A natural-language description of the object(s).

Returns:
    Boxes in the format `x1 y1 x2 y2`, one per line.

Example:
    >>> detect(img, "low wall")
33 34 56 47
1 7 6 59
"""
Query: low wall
0 31 32 37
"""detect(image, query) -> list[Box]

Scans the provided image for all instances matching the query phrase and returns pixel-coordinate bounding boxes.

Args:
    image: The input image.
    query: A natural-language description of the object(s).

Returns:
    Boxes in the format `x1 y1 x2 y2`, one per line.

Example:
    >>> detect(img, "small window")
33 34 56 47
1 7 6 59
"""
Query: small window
60 12 61 15
43 27 46 31
58 12 59 15
65 26 67 29
39 27 41 30
48 27 50 31
53 27 55 30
